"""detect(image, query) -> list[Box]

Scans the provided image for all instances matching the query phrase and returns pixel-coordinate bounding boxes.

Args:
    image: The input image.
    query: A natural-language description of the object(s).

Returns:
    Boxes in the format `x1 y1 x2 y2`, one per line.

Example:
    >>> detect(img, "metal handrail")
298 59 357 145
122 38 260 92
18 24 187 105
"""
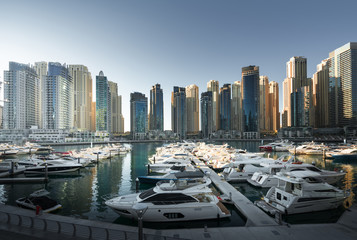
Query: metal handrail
0 206 186 240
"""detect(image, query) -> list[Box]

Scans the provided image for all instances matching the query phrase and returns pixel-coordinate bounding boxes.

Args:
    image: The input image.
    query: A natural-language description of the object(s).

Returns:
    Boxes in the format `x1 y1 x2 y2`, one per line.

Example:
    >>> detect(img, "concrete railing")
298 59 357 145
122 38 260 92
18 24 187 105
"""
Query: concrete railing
0 205 185 240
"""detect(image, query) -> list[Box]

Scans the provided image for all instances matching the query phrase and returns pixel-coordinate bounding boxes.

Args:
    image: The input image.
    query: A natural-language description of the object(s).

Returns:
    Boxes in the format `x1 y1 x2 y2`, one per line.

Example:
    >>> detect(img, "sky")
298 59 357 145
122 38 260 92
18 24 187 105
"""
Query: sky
1 0 357 131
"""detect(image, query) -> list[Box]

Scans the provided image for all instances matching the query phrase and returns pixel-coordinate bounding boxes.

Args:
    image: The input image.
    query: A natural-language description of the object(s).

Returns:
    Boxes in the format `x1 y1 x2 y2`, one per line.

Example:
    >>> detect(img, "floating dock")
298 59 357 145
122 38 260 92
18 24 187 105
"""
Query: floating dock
191 157 278 227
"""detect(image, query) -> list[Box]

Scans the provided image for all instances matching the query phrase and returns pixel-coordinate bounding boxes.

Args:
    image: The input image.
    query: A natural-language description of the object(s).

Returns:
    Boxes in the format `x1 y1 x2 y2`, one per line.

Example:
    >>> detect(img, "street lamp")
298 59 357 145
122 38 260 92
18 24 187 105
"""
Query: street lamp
132 203 148 240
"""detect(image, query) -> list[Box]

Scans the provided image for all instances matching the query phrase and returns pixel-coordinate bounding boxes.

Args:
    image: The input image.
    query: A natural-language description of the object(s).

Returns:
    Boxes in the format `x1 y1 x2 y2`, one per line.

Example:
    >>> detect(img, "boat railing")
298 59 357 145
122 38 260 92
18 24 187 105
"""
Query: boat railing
0 205 184 240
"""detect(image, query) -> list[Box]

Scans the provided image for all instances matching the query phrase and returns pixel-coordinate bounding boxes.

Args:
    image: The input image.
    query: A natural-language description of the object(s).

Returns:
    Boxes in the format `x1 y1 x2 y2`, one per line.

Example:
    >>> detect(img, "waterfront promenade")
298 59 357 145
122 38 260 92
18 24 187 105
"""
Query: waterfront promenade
1 201 356 240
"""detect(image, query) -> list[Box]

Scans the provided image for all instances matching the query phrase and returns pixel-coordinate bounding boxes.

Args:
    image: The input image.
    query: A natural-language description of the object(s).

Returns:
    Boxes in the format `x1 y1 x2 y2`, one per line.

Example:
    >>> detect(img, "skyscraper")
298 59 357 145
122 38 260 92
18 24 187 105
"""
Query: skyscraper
171 86 186 138
3 62 40 129
201 91 213 138
44 62 73 129
68 65 93 131
96 71 110 132
231 81 242 131
149 84 164 131
242 66 260 132
284 57 310 127
220 84 231 131
130 92 148 137
186 84 199 133
118 96 124 133
282 77 292 127
259 76 270 131
269 81 280 131
328 42 357 126
34 61 47 129
109 81 122 134
312 59 329 128
207 80 220 132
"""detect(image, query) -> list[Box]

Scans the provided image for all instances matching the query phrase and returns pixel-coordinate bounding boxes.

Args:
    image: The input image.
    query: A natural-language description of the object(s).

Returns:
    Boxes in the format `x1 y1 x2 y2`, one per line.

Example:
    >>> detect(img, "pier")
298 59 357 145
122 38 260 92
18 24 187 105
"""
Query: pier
191 157 278 227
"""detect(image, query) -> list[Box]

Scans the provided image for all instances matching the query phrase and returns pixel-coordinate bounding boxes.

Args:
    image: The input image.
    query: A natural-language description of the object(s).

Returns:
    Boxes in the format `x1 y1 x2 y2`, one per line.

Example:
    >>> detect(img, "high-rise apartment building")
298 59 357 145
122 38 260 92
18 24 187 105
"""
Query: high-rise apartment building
242 66 260 132
269 81 280 131
44 62 73 129
96 71 110 132
68 65 93 131
231 81 242 131
220 84 231 131
284 57 310 127
259 76 270 131
207 80 220 132
186 84 199 133
130 92 148 136
201 91 213 138
34 61 47 129
171 86 186 138
312 59 329 128
148 84 164 131
328 42 357 126
3 62 40 129
91 101 96 132
282 77 292 127
109 81 123 134
118 96 124 133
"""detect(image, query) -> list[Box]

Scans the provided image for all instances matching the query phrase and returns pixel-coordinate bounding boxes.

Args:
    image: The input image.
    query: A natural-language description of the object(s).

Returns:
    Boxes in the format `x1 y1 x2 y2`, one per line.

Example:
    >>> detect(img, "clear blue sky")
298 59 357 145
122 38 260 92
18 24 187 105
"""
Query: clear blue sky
1 0 356 131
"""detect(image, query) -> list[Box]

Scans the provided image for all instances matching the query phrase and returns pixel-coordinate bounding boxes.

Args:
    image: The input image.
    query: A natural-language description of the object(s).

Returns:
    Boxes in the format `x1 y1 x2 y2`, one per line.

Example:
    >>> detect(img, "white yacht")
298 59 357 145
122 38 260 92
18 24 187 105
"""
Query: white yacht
24 160 82 175
255 172 348 215
222 157 279 182
148 157 193 173
248 163 346 188
105 177 231 222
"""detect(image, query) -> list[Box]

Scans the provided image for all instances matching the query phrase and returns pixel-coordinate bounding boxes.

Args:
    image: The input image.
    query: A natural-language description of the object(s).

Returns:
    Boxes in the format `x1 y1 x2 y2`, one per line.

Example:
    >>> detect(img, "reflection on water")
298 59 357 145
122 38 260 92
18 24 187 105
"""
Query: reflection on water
0 141 356 227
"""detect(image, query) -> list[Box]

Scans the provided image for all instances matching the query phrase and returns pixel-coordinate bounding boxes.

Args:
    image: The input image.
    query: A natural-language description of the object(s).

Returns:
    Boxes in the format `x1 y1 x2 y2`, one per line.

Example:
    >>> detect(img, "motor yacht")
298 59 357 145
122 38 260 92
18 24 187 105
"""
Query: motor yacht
138 170 204 184
248 163 346 188
105 177 231 222
16 189 62 213
24 160 82 175
147 157 193 173
255 172 348 215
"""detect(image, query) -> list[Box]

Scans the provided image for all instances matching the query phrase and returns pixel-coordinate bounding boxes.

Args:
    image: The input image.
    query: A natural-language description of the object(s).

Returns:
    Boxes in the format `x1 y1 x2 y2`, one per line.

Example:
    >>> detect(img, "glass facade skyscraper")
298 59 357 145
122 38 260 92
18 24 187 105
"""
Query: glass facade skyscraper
130 92 148 135
201 91 213 138
242 66 259 132
96 71 110 132
149 84 164 131
171 86 186 138
220 84 231 130
328 42 357 126
45 62 73 129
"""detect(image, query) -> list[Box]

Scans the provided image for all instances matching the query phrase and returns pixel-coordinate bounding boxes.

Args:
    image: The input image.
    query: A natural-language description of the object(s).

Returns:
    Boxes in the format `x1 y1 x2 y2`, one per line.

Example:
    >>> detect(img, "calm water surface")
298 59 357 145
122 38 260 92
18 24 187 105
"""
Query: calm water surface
0 141 356 228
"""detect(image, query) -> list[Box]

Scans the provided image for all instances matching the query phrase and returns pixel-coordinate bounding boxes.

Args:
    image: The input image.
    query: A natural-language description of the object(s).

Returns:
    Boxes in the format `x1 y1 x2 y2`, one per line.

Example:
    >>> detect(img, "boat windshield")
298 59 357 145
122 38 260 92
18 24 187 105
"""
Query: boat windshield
139 188 155 200
306 167 321 172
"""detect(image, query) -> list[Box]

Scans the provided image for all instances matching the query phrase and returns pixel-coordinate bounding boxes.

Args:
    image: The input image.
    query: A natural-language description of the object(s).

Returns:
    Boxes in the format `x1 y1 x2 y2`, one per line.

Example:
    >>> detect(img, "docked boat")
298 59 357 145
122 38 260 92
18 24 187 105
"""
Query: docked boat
138 170 204 184
255 172 348 215
147 157 193 173
105 177 231 222
259 140 292 152
16 189 62 213
24 160 82 175
248 163 346 188
0 161 26 173
331 148 357 162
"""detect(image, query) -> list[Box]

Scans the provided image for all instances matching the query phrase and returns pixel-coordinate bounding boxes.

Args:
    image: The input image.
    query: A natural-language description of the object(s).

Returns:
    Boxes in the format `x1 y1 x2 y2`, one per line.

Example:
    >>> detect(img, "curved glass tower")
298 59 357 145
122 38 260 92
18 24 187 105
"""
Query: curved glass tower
242 66 259 132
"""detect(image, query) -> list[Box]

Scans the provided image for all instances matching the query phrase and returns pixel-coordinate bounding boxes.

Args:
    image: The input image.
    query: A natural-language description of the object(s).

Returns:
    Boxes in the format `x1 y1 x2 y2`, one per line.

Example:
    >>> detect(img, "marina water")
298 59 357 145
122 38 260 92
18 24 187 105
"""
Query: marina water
0 141 356 228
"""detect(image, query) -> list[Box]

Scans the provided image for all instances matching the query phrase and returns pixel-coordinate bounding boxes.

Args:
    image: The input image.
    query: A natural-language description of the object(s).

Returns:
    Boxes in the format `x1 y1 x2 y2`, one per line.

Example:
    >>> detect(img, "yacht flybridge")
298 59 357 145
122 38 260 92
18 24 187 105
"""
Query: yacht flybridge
105 177 231 222
255 172 348 215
